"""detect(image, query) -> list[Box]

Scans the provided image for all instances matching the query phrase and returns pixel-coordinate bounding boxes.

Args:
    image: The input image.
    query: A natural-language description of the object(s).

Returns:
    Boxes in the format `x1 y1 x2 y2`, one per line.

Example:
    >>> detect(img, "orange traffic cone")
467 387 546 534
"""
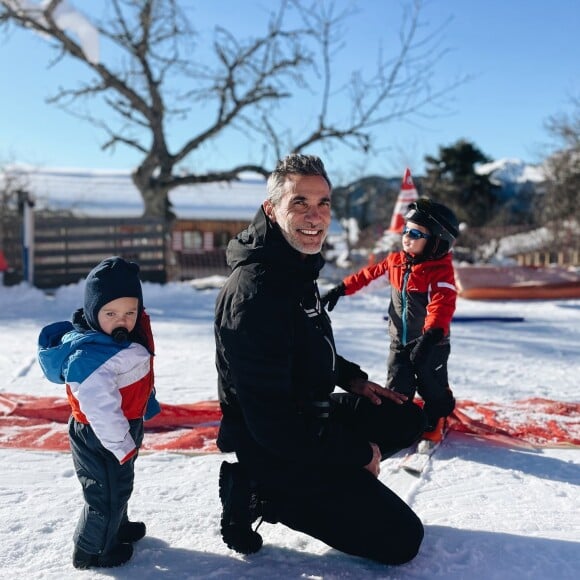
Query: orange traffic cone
387 167 419 234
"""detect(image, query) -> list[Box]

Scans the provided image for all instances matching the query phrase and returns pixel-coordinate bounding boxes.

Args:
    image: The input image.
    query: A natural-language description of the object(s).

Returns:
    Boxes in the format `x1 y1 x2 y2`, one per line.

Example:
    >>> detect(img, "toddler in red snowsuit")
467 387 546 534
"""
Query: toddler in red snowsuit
322 198 459 436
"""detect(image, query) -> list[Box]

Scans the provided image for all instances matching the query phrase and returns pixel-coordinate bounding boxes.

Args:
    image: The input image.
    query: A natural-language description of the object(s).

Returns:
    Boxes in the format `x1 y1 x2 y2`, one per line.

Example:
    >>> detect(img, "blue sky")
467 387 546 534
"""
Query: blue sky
0 0 578 183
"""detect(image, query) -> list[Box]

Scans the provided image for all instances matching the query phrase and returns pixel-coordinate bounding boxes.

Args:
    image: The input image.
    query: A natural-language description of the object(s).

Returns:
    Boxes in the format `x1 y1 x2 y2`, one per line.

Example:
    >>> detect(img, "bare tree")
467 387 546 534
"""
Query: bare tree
539 96 580 246
0 161 27 271
1 165 20 214
0 0 466 219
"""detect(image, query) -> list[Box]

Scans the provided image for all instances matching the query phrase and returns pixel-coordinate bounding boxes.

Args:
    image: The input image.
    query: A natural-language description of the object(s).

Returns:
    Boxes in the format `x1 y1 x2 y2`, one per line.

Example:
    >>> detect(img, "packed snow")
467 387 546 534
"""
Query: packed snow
0 275 578 579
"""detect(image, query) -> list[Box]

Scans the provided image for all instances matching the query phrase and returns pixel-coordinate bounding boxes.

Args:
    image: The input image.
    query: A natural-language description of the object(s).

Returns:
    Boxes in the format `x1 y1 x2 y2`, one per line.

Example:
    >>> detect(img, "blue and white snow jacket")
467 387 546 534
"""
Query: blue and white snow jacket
38 313 156 464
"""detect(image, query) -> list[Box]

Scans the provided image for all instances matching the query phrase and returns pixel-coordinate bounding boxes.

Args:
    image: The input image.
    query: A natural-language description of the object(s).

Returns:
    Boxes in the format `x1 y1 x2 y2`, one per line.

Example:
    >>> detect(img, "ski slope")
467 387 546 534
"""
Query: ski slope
0 277 578 579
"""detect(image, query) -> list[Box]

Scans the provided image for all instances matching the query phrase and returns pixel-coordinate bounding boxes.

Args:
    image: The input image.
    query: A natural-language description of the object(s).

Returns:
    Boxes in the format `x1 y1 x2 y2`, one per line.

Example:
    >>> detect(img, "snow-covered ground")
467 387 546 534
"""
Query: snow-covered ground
1 274 578 579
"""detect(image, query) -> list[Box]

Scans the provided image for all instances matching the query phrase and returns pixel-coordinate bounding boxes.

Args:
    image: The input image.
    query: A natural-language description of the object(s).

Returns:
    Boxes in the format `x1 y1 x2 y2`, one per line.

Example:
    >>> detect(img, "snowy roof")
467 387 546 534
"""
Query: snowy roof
3 165 268 220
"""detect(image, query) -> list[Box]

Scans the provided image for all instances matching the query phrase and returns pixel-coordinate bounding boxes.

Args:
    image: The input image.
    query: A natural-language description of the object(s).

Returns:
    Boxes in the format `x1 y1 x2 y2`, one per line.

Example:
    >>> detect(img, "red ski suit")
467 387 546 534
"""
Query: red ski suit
342 251 457 346
342 250 457 425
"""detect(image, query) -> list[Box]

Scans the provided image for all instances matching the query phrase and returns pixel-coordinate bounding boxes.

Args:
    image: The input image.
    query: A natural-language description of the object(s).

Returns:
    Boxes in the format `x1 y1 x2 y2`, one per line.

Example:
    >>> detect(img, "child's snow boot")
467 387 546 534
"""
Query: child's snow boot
72 543 133 570
118 521 146 543
422 417 447 443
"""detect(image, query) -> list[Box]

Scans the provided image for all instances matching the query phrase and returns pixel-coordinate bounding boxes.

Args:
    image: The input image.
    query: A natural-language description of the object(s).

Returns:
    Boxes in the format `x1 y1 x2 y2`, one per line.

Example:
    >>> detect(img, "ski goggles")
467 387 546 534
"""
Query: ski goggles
402 227 431 240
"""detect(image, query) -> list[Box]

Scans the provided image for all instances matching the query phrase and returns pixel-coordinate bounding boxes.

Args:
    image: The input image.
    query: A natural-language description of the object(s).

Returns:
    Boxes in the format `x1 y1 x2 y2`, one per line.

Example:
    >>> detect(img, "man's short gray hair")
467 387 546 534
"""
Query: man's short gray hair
266 154 332 205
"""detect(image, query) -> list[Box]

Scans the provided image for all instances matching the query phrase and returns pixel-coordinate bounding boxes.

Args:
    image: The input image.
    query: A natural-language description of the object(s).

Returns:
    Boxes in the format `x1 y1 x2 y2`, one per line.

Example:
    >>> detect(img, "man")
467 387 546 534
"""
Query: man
214 154 426 565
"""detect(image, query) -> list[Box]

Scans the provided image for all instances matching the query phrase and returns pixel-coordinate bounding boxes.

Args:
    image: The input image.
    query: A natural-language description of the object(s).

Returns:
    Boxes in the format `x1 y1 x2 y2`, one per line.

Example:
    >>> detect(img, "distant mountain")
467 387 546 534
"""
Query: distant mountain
476 158 545 186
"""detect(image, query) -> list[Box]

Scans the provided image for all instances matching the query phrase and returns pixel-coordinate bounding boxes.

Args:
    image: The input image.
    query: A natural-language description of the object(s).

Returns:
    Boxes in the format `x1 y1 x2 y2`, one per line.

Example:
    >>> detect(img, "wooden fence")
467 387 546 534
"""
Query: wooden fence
1 213 167 289
7 214 574 290
515 249 580 267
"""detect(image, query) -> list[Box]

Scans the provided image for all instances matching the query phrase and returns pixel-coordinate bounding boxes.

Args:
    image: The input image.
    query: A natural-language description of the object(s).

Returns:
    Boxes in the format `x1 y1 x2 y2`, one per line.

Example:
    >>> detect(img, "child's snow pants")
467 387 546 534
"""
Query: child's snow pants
387 340 455 426
68 417 144 554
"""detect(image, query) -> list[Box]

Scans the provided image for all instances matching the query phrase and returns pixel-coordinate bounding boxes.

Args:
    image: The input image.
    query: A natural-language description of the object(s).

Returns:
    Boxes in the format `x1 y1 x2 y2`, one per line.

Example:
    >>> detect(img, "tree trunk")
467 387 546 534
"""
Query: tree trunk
132 167 175 221
140 185 174 220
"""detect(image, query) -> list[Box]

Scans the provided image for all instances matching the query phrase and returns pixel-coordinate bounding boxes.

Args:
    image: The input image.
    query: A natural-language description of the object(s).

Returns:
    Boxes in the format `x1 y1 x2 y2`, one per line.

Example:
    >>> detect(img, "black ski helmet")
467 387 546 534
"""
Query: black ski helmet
404 198 459 259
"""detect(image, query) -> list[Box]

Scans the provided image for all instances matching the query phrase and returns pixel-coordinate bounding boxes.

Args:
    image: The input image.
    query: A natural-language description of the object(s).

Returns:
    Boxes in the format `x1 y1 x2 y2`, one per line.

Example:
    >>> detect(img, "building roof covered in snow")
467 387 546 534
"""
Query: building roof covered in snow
3 165 268 220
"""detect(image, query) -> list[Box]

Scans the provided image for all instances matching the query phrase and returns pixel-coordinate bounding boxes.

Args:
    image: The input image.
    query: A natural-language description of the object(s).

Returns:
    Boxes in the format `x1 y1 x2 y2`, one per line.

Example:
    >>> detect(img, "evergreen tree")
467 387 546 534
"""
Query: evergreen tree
423 140 499 227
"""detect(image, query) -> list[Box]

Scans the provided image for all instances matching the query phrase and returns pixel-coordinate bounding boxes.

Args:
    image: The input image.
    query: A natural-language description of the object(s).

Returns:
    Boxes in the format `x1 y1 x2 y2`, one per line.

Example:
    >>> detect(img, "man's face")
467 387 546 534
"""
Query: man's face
264 174 331 256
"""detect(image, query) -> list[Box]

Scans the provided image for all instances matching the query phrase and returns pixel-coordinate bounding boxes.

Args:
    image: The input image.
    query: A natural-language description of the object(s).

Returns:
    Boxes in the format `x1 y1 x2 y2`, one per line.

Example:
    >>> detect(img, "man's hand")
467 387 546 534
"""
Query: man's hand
348 377 408 406
364 442 381 478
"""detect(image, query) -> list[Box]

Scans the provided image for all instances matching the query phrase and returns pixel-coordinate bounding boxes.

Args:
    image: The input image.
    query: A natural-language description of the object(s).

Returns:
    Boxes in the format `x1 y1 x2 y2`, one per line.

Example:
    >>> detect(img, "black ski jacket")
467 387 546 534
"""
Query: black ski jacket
215 207 373 481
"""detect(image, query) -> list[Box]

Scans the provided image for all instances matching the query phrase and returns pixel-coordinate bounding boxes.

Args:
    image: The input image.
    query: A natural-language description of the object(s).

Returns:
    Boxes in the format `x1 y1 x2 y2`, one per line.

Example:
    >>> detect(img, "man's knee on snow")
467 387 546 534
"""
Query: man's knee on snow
374 513 424 565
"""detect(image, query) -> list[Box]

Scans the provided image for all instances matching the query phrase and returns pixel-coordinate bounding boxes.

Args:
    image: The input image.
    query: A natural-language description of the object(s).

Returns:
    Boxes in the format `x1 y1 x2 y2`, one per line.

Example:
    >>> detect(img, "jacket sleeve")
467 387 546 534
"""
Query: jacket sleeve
220 287 373 469
342 257 390 295
37 321 74 383
65 351 136 464
424 259 457 335
334 355 368 390
138 310 161 420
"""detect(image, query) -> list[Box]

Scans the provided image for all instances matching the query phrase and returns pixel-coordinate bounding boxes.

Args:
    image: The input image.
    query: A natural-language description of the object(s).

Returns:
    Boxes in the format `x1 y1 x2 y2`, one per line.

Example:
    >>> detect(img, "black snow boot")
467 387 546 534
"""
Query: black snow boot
118 521 146 543
72 543 133 570
219 461 263 554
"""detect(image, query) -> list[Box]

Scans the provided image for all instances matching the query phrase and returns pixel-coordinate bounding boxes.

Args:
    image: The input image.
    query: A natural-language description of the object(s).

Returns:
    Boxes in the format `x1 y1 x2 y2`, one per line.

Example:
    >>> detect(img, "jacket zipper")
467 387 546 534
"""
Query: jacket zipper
323 335 336 371
402 264 411 345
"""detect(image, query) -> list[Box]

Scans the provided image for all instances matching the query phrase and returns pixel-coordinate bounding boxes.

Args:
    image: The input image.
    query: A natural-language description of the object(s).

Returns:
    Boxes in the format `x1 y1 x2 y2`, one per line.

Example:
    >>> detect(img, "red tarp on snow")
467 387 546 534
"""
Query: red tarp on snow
0 393 578 453
0 393 221 454
448 398 580 448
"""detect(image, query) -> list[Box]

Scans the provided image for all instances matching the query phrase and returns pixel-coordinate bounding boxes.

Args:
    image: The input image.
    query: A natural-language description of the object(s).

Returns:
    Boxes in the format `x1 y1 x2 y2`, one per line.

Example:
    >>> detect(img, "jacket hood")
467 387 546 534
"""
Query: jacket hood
37 321 123 384
226 206 325 279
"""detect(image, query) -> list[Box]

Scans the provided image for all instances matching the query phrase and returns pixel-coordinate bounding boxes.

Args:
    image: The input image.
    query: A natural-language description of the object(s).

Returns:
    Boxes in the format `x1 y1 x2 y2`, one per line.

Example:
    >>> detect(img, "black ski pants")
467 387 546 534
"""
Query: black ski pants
68 417 144 554
238 394 426 565
387 341 455 425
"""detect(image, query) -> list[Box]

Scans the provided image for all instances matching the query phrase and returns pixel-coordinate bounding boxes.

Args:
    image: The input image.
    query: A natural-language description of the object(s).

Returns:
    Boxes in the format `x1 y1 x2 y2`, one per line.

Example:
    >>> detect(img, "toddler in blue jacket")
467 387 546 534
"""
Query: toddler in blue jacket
38 256 159 570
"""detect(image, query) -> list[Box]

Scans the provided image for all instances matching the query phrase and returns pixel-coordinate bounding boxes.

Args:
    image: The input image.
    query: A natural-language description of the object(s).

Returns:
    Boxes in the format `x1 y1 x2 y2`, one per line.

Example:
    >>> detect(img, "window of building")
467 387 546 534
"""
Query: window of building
183 230 203 250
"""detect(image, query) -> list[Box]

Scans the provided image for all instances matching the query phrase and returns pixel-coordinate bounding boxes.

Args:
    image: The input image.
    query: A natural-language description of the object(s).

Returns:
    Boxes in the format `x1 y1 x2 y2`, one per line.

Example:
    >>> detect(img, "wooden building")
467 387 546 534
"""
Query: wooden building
1 166 267 286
